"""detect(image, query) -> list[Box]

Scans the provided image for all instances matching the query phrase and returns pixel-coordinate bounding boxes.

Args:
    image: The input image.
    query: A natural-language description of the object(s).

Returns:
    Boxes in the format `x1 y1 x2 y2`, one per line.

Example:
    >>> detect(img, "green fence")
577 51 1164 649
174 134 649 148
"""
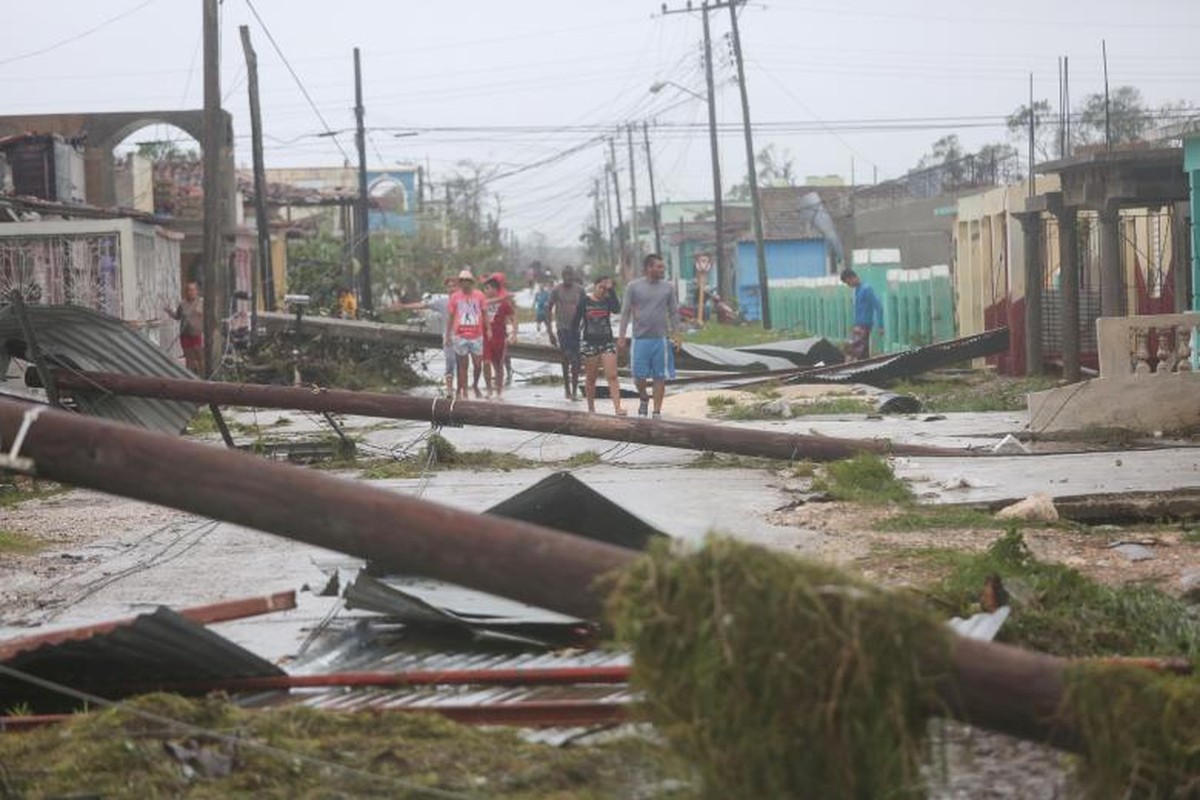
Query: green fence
767 265 955 353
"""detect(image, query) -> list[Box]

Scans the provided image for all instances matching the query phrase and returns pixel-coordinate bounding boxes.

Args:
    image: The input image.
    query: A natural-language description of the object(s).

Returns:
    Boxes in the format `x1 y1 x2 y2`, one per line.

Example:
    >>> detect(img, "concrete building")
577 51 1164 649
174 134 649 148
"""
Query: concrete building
0 212 184 358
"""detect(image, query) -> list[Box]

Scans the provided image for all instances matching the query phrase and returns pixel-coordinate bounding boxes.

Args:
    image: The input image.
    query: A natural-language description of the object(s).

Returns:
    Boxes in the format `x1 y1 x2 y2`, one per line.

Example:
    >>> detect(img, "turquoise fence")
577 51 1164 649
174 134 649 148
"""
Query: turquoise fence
767 265 955 353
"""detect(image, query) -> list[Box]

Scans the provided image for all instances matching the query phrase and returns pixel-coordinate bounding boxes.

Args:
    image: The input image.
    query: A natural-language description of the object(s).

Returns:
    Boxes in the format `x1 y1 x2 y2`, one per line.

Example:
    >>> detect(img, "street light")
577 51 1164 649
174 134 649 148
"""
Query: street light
649 79 725 309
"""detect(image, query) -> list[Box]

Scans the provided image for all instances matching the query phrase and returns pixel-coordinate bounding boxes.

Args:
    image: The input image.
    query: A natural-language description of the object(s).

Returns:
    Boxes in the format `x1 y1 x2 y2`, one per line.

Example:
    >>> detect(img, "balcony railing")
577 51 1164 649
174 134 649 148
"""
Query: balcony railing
1096 312 1198 378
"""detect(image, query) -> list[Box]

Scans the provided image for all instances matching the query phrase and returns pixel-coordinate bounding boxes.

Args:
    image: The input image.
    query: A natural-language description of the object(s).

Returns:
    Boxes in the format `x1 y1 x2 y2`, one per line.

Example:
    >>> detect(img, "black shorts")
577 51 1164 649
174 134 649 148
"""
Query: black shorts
580 341 616 358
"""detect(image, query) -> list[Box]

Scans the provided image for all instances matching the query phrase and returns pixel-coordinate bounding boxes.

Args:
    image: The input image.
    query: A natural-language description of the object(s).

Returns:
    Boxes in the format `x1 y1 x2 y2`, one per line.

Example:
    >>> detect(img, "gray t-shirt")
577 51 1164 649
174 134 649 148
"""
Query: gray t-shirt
619 278 678 339
422 294 450 344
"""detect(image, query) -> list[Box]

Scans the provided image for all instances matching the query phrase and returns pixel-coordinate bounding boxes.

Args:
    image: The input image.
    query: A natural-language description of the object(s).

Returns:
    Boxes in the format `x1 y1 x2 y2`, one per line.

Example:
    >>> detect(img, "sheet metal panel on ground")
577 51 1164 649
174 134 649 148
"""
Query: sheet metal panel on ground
0 607 283 713
0 304 196 433
236 622 634 728
784 328 1011 386
734 336 844 367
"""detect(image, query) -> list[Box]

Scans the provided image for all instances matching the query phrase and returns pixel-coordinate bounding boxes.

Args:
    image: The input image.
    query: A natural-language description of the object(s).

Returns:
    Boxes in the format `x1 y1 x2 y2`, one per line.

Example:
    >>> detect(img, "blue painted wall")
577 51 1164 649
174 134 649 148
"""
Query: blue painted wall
735 238 829 322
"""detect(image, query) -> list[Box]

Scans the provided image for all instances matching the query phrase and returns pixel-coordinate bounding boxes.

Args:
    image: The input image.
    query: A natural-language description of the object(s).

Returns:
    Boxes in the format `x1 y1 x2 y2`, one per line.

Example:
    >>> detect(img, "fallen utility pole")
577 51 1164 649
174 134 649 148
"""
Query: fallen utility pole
0 397 629 621
44 369 958 461
0 398 1098 751
255 311 562 364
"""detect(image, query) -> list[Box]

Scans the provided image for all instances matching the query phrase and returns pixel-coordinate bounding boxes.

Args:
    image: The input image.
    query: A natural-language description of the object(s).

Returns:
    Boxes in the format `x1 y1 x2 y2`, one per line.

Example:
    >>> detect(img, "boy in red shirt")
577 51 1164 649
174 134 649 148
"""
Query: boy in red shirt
482 273 518 399
446 269 489 399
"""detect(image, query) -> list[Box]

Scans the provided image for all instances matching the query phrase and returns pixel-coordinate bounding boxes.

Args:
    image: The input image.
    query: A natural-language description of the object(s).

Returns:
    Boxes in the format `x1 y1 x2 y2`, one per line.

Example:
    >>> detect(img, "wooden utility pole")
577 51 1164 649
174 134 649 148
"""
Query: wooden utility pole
603 168 617 270
662 2 729 305
643 121 663 257
46 369 957 462
700 4 727 302
728 0 771 328
626 124 640 265
201 0 223 375
0 395 1146 754
593 178 606 269
239 25 274 329
353 47 373 311
609 138 626 278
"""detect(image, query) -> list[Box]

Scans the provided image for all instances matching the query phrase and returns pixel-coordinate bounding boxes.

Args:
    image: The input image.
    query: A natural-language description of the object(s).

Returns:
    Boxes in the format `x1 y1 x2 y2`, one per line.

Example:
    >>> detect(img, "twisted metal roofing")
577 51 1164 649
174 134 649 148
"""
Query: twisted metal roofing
0 304 196 433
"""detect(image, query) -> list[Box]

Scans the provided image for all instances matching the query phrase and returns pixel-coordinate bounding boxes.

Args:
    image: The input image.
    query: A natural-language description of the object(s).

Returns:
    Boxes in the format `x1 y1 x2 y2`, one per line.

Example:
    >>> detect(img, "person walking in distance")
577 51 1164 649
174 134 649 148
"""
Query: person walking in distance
165 280 204 375
546 266 585 400
572 274 626 416
618 253 679 419
839 268 884 361
445 269 489 399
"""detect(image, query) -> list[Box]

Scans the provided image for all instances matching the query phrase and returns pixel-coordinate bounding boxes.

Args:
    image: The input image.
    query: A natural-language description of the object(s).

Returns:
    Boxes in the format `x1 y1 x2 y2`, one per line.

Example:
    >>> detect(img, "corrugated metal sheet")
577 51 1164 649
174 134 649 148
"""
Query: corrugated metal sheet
676 343 795 372
735 337 845 368
0 303 196 433
0 607 284 713
487 471 667 551
238 622 634 727
785 328 1011 387
344 571 591 647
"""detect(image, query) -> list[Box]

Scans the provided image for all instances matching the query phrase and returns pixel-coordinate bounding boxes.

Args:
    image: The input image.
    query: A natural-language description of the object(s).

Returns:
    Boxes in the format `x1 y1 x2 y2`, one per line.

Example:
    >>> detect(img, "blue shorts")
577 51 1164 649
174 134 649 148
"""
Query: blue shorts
631 337 676 381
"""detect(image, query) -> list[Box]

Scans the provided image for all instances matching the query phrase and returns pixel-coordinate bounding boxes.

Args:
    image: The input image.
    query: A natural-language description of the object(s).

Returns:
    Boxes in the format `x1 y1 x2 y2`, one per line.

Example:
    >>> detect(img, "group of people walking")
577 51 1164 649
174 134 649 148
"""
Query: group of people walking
413 253 679 417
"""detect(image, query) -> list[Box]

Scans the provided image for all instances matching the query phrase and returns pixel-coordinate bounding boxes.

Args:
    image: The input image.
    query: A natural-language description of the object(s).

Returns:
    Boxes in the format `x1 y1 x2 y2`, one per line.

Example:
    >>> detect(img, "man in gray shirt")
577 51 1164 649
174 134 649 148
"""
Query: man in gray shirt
618 253 679 418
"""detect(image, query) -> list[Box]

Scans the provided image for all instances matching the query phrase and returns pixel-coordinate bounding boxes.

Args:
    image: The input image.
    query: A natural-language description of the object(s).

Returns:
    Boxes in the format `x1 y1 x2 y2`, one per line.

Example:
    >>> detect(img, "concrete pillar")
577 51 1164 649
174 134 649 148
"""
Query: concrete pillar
1172 201 1191 313
1098 205 1125 317
1055 207 1081 383
1016 212 1043 376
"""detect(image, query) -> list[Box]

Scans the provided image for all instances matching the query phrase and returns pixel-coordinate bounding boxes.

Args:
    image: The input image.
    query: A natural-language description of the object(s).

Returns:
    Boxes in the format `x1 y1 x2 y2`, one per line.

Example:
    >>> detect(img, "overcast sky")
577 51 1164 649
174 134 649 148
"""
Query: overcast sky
5 1 1200 248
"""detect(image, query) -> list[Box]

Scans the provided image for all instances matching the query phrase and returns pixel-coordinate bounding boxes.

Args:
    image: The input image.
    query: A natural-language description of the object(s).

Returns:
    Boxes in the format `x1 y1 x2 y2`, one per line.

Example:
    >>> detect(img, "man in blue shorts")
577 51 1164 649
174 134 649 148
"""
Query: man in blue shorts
618 253 679 419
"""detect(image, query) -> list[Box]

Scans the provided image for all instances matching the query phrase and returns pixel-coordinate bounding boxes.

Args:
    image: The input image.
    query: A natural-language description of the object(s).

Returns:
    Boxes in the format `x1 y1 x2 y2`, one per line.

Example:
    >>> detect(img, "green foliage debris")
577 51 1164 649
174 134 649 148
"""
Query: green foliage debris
889 374 1060 413
928 531 1200 658
610 537 952 799
813 453 914 505
1064 662 1200 798
0 694 690 798
359 436 605 479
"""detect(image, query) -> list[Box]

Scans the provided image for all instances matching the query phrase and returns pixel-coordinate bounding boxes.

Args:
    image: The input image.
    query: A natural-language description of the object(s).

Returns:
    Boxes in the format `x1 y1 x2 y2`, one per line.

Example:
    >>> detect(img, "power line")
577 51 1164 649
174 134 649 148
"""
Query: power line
243 0 353 163
0 0 158 68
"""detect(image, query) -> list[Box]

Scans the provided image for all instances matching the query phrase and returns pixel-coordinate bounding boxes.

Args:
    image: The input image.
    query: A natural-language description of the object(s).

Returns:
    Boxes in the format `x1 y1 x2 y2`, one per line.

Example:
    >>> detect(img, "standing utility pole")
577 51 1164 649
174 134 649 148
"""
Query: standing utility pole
1101 40 1112 151
609 138 626 278
727 0 770 328
701 4 728 303
201 0 223 376
660 2 728 300
353 47 373 311
603 168 617 271
626 124 641 265
592 179 605 269
1028 73 1036 199
239 26 274 330
642 121 663 257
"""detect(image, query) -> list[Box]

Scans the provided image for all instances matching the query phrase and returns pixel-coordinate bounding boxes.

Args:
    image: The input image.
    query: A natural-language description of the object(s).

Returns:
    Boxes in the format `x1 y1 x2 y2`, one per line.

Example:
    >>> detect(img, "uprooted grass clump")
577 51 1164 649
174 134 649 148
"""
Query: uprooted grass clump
813 452 914 505
1064 662 1200 798
609 537 953 799
928 531 1200 658
0 693 691 798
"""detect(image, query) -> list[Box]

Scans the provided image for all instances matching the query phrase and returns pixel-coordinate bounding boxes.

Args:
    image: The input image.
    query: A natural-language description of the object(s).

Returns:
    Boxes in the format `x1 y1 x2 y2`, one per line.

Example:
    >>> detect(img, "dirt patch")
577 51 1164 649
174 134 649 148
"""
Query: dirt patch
770 502 1200 595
